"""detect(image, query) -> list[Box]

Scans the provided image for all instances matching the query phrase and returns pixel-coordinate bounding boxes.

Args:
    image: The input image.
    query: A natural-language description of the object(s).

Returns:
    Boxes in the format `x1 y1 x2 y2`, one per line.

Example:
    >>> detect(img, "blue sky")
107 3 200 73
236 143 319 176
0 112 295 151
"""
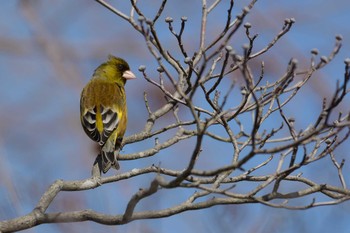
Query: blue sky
1 1 350 232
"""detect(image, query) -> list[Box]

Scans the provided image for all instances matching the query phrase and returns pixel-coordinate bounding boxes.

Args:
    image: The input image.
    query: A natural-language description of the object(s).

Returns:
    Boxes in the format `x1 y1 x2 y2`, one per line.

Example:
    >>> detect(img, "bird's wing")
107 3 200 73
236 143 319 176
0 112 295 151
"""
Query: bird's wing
81 106 101 143
80 79 126 148
100 106 119 145
81 104 120 146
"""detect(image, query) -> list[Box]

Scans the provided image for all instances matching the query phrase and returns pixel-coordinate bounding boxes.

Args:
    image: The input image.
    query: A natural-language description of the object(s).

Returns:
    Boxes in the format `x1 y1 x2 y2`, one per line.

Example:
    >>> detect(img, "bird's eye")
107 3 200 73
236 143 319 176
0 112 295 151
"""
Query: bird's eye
118 64 125 71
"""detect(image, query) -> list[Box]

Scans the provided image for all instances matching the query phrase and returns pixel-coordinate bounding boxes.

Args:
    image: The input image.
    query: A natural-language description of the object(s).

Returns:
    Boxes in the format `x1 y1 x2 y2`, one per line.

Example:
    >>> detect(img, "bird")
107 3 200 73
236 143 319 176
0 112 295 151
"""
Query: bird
80 55 136 173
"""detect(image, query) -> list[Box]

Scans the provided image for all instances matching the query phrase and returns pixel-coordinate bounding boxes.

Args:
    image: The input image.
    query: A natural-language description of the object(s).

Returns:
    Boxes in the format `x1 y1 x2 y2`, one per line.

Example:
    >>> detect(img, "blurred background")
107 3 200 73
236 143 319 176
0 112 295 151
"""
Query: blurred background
1 0 350 232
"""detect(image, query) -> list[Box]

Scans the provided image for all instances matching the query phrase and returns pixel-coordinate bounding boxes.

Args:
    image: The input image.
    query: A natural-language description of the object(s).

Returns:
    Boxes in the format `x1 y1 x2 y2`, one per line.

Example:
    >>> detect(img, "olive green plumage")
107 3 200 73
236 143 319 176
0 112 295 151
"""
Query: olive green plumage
80 55 136 173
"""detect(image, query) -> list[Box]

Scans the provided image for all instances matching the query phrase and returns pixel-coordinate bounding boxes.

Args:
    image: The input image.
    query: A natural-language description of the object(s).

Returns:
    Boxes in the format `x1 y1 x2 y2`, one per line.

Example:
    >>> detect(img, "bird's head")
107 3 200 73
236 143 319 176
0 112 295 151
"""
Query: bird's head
95 55 136 85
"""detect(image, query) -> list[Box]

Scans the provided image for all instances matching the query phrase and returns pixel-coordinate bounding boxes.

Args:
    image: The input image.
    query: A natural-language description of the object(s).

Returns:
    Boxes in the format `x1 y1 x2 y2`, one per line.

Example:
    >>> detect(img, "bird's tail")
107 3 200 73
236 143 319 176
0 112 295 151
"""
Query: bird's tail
101 139 120 173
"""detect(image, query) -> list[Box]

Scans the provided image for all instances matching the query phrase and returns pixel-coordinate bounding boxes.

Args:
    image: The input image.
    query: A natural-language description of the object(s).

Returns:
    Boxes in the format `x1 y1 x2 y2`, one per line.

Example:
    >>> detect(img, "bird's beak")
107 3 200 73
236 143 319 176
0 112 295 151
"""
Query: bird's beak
123 70 136 80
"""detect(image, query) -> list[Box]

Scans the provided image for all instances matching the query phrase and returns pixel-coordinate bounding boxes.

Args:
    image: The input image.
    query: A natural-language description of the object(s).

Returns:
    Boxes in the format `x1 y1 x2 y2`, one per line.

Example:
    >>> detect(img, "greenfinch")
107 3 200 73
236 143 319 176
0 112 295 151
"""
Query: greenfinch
80 55 136 173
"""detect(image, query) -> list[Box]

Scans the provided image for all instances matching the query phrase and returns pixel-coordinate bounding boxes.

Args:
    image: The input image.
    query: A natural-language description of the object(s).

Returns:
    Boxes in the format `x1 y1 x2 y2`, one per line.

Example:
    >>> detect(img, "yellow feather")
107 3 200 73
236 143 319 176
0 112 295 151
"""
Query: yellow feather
95 107 104 135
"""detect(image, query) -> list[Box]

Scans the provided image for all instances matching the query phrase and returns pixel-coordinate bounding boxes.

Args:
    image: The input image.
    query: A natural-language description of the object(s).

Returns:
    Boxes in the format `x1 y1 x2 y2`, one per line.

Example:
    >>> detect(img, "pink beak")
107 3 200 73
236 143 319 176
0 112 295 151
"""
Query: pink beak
123 70 136 80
